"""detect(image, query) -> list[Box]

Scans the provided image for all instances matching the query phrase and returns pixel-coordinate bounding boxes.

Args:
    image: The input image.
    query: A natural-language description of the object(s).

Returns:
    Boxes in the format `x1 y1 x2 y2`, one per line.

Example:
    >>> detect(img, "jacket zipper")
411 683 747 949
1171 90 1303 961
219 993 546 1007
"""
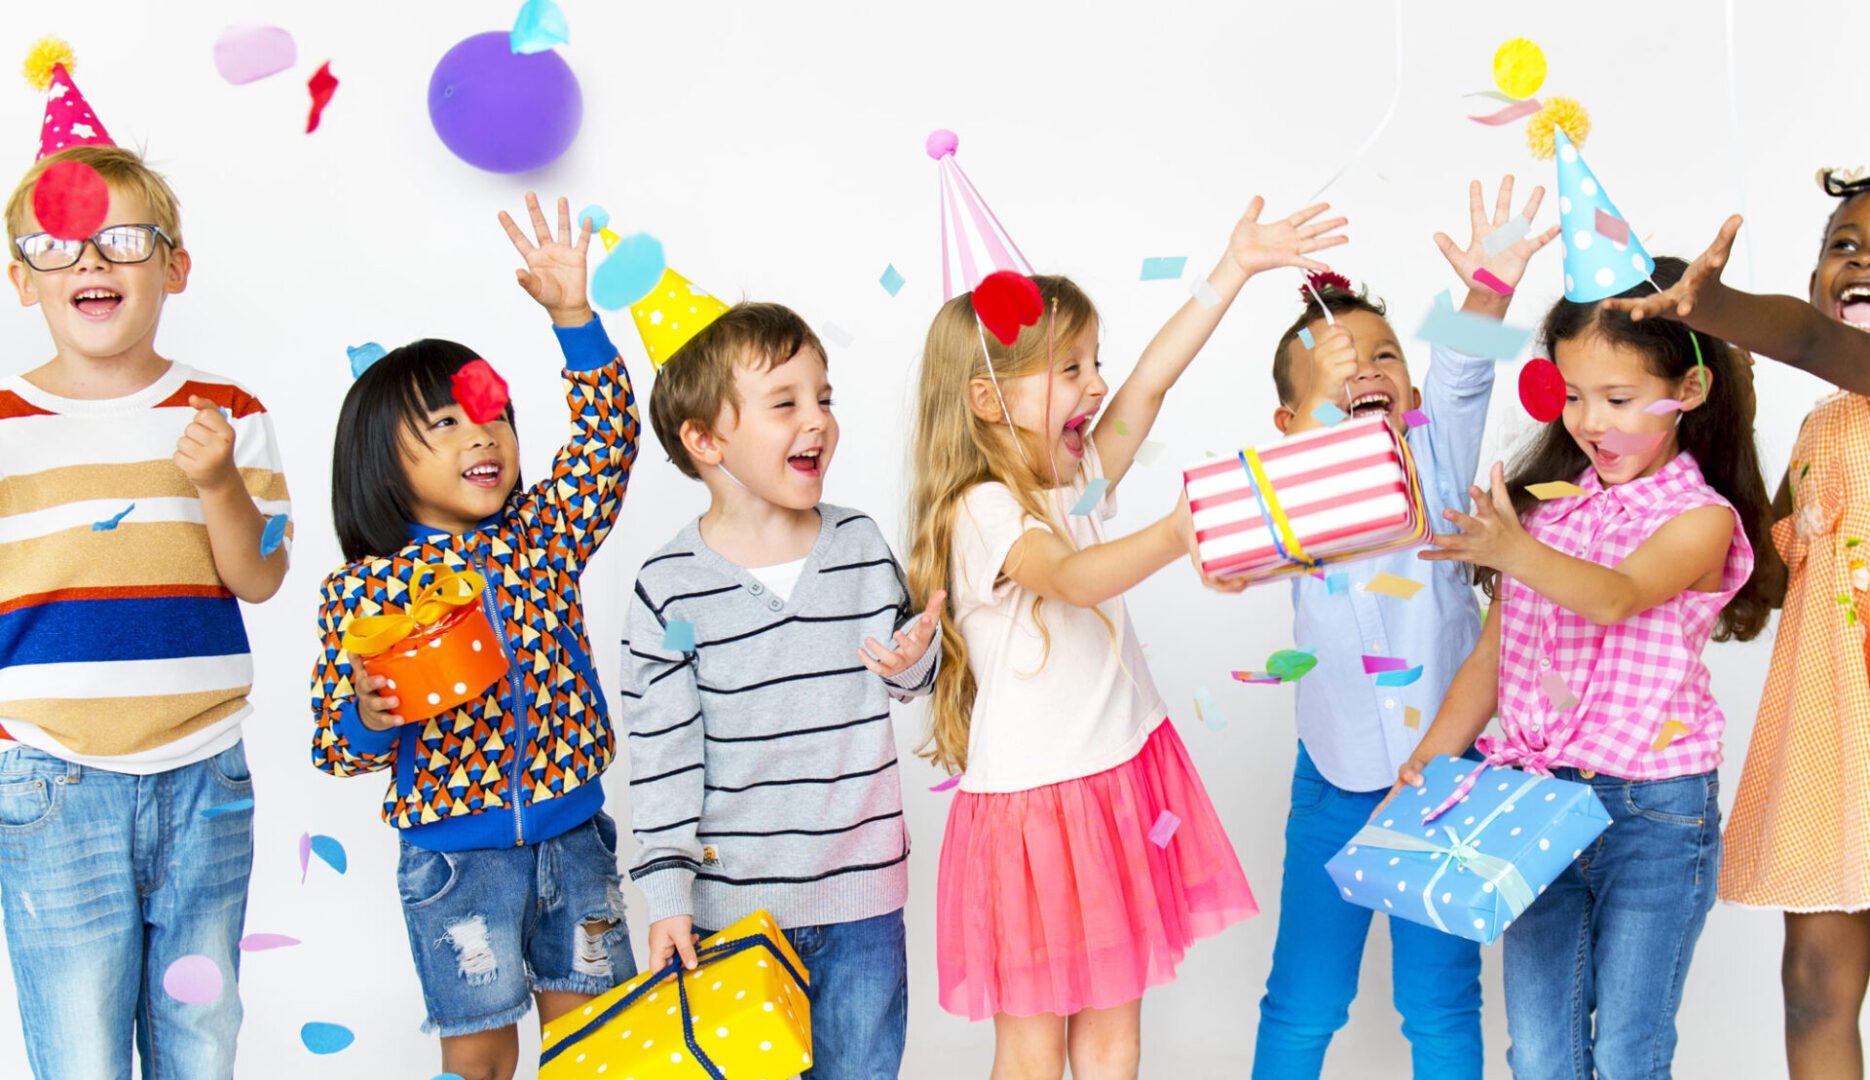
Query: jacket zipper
475 551 528 847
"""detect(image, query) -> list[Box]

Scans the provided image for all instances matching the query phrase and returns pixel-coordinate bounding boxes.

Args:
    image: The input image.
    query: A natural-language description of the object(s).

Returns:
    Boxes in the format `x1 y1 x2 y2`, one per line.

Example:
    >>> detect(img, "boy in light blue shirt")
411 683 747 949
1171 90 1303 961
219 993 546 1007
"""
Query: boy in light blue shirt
1249 178 1559 1080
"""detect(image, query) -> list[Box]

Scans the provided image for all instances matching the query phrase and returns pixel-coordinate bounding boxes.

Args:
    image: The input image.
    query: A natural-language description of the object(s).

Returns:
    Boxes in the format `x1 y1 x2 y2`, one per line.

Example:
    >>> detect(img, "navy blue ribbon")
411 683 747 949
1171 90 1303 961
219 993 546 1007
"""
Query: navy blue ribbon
539 932 809 1074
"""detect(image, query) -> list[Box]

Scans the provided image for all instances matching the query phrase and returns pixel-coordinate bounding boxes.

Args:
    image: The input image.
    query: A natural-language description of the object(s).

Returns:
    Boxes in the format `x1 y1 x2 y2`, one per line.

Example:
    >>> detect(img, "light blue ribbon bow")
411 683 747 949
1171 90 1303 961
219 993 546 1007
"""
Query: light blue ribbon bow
1346 772 1544 934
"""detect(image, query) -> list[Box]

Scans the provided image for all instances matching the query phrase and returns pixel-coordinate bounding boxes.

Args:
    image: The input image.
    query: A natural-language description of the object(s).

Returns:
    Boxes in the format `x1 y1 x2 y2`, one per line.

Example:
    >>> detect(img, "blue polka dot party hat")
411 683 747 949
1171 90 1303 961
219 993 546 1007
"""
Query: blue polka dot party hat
1555 128 1654 302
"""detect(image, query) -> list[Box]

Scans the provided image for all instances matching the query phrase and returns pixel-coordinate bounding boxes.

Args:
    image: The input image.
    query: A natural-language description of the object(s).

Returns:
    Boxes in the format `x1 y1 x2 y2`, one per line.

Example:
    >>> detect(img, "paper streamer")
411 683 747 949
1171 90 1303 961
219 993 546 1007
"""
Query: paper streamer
929 774 962 793
1527 481 1589 500
1070 478 1111 516
1148 810 1182 848
1363 655 1410 674
1482 216 1531 257
239 933 301 952
1375 665 1423 687
1308 0 1403 199
1468 98 1543 126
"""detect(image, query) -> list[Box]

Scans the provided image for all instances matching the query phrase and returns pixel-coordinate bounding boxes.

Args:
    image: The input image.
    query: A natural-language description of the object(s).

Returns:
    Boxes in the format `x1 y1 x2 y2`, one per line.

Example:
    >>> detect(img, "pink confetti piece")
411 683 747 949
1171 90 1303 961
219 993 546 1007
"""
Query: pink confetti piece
1594 208 1631 245
929 774 962 793
1642 398 1685 415
239 933 301 952
161 954 224 1005
298 832 311 883
1467 98 1543 125
1148 809 1182 848
1541 671 1579 711
1362 655 1410 674
1403 409 1430 429
1472 268 1515 297
1599 428 1667 456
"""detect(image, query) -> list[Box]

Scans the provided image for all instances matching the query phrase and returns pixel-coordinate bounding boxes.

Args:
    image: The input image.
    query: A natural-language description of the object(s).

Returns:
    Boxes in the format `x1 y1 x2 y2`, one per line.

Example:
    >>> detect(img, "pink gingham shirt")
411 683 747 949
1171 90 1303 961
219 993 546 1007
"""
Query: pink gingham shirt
1485 452 1753 780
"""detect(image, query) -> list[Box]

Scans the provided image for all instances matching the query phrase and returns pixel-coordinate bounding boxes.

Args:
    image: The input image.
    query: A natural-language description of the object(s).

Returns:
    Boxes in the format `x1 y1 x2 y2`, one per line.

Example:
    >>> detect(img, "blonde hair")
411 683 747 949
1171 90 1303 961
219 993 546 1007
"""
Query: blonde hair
906 274 1100 774
6 145 183 250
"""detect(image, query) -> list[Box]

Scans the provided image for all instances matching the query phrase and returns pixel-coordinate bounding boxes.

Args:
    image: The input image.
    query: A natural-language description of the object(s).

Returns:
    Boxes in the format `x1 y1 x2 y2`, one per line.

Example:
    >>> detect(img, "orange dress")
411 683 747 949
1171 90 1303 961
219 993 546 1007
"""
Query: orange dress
1721 392 1870 911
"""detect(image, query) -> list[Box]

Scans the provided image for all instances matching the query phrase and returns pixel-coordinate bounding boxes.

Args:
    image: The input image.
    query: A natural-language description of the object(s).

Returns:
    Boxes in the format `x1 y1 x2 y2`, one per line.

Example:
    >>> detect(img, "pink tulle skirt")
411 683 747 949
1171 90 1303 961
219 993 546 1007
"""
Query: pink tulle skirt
935 720 1258 1020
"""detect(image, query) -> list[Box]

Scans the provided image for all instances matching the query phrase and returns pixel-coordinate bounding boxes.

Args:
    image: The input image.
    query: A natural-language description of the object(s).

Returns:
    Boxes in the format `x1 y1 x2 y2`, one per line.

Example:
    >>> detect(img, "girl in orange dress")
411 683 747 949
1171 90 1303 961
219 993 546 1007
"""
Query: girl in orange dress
1606 170 1870 1079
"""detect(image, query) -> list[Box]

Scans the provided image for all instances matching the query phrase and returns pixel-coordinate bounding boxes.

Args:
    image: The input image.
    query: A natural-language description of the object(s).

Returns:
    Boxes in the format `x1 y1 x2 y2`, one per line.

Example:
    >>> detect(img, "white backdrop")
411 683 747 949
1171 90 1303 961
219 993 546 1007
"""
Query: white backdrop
1 1 1860 1075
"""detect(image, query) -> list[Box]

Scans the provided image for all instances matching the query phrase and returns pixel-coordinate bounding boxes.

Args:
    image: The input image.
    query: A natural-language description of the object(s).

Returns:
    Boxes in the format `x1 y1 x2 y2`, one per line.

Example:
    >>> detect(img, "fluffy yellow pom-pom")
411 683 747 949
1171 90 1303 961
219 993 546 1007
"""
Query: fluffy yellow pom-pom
22 36 75 93
1526 97 1591 160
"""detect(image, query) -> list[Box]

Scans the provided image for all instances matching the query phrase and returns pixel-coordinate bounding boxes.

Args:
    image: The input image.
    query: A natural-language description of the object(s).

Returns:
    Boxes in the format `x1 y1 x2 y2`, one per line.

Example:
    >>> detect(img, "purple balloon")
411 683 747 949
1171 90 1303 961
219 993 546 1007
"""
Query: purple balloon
427 31 582 174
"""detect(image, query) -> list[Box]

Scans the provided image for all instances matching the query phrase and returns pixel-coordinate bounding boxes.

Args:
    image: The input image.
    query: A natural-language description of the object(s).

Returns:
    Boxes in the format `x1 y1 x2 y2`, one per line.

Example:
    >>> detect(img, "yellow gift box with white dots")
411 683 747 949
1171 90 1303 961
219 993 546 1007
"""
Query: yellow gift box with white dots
539 909 812 1080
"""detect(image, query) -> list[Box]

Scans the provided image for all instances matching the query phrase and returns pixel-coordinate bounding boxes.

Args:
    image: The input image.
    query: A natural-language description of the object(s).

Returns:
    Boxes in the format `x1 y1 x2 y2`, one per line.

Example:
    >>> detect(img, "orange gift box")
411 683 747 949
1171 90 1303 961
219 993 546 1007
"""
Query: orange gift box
339 566 509 723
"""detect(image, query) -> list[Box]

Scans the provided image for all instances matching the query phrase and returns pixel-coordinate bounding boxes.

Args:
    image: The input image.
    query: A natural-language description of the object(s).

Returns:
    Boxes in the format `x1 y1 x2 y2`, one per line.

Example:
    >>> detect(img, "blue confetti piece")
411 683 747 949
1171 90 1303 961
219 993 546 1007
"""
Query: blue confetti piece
308 834 347 875
347 342 386 379
1311 402 1347 427
661 620 696 652
591 233 666 311
509 0 569 53
300 1022 354 1055
1416 290 1531 360
1139 256 1187 281
200 798 254 818
1326 573 1349 594
1374 664 1424 687
879 264 905 297
218 406 232 421
1296 327 1315 349
575 204 608 232
1069 478 1110 516
260 514 289 558
92 503 135 531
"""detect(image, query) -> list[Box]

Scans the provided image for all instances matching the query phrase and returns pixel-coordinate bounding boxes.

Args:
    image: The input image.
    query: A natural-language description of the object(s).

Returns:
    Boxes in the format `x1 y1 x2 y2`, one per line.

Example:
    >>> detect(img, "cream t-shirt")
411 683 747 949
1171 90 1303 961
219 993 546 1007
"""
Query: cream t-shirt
950 442 1167 793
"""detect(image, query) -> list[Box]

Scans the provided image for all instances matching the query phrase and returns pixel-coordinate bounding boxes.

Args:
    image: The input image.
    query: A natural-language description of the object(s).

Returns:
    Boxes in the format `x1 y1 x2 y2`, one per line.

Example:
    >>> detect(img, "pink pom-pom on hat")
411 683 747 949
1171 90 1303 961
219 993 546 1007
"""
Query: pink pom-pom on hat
23 37 115 161
929 128 1032 300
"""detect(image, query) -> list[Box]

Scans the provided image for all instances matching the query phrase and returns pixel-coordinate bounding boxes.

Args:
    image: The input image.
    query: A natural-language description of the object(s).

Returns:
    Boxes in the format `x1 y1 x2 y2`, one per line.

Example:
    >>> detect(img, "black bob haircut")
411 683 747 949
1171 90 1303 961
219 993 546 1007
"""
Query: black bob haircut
331 339 518 562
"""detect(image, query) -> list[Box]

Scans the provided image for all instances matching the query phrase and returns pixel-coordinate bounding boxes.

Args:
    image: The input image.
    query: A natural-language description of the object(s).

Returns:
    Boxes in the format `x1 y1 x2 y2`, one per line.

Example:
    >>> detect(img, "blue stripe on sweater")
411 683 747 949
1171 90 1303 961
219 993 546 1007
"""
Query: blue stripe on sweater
0 595 249 666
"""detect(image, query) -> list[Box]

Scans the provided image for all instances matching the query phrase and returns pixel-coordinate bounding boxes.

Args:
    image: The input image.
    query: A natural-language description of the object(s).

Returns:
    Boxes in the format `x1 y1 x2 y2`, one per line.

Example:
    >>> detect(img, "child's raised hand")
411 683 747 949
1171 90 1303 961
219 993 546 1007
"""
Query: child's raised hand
1226 197 1349 278
1419 461 1530 572
1602 214 1743 325
1297 324 1360 416
497 192 595 327
858 591 947 679
348 663 405 731
1433 177 1560 302
173 394 240 494
648 915 700 972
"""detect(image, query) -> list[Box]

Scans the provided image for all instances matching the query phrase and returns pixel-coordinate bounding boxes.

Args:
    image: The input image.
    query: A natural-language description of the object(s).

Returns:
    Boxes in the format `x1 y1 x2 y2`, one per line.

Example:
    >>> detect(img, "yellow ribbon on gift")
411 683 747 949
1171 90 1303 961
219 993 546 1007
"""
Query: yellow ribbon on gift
1240 447 1317 568
339 565 487 657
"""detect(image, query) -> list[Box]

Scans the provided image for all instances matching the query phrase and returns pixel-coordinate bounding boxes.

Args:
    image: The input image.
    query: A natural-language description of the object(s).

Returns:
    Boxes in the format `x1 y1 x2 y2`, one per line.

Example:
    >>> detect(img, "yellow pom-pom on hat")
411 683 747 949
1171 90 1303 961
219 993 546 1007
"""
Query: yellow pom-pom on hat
22 35 75 92
1526 97 1590 161
629 267 729 371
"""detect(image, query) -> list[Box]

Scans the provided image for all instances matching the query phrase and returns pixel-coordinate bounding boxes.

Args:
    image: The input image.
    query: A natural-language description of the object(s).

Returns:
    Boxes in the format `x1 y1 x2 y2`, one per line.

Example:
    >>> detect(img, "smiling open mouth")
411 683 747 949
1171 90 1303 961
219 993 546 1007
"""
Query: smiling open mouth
1839 284 1870 330
1349 391 1392 419
788 448 822 477
1062 412 1093 456
462 461 503 488
72 287 122 318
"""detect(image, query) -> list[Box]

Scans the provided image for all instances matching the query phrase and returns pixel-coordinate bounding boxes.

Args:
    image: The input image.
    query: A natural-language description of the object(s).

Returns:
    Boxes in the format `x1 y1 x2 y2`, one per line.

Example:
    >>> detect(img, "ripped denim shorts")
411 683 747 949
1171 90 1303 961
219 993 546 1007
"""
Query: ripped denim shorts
396 810 636 1037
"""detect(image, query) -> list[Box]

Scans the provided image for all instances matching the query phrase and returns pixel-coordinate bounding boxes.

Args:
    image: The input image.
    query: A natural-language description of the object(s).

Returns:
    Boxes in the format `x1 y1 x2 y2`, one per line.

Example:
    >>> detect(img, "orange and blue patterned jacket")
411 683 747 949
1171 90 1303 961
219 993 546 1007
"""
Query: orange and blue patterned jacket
309 318 636 851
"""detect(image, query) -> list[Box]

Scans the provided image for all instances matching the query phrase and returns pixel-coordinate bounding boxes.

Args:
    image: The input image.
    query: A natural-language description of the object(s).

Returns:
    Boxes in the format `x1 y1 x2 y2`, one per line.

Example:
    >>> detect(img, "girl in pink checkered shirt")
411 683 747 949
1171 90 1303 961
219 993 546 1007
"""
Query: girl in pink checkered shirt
1395 255 1772 1078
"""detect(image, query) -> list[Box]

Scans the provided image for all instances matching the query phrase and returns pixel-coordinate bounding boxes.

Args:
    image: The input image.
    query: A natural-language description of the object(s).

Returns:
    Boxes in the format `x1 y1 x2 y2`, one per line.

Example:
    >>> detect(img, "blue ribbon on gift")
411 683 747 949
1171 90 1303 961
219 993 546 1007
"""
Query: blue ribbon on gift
1346 771 1545 934
538 931 808 1074
1237 449 1321 570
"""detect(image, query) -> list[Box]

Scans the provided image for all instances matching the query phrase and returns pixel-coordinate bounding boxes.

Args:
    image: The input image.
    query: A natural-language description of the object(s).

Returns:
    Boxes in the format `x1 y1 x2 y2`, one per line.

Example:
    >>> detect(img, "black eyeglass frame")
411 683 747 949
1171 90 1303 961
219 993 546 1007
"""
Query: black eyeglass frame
12 224 176 272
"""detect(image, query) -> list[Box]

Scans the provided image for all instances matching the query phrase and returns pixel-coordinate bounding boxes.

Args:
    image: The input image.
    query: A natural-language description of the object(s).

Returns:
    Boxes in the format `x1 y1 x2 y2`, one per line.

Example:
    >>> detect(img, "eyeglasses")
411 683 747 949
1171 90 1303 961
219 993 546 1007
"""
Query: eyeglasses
13 224 174 272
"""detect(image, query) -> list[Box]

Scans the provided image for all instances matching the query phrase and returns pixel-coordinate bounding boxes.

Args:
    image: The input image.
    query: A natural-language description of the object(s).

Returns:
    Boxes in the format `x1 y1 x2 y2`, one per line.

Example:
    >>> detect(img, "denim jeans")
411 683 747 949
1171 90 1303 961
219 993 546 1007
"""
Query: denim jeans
1254 743 1484 1079
699 908 906 1080
0 742 255 1080
1502 769 1720 1080
398 810 635 1037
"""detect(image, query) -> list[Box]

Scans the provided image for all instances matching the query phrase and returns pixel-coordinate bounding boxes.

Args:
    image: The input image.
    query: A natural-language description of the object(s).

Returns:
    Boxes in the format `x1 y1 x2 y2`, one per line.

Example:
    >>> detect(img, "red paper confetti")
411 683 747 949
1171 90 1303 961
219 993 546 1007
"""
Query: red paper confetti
1472 268 1515 297
31 160 109 242
451 359 510 423
1518 358 1566 422
971 270 1043 346
305 62 338 134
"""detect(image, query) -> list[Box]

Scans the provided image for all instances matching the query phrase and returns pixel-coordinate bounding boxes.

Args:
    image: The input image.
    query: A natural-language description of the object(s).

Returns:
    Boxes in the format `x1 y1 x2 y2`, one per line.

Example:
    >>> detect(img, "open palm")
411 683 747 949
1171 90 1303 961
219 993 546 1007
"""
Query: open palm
1227 197 1349 277
497 192 593 316
1434 177 1560 292
1603 215 1743 323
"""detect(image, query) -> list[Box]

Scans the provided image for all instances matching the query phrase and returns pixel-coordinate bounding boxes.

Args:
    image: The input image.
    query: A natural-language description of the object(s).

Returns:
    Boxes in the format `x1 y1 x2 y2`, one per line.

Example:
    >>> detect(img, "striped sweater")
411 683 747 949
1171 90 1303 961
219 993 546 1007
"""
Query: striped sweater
0 364 290 772
624 505 937 930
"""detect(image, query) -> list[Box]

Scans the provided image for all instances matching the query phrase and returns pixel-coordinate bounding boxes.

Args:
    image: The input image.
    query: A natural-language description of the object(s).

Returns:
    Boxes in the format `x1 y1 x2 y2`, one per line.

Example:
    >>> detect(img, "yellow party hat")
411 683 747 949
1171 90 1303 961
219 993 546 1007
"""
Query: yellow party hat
629 267 729 370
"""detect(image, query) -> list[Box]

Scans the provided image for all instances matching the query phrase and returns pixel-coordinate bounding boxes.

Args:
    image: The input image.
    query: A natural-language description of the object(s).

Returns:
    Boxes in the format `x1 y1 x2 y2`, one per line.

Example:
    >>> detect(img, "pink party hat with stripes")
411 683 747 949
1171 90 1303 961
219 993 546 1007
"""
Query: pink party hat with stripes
926 129 1032 301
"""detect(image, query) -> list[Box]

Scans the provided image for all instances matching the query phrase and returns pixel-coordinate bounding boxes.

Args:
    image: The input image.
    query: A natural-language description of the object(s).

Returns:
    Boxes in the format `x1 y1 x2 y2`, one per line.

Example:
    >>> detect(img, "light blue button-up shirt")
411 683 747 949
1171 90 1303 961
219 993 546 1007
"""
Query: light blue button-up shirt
1289 344 1494 792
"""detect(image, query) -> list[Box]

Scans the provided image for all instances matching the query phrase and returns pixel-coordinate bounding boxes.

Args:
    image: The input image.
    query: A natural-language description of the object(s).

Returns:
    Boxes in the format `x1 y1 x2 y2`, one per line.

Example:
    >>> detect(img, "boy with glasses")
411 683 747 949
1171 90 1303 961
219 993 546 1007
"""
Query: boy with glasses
0 46 291 1080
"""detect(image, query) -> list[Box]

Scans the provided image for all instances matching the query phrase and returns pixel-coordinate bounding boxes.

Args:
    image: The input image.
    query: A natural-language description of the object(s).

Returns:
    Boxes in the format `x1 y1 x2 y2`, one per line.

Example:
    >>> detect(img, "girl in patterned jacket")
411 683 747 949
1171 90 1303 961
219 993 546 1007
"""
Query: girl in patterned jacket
308 195 638 1080
1392 255 1772 1078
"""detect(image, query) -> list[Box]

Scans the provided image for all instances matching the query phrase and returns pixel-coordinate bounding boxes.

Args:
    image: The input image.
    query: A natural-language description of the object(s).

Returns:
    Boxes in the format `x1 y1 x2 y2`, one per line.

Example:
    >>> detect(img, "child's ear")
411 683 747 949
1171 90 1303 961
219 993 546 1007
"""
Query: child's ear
1679 364 1716 411
163 246 191 295
7 261 38 308
967 378 1003 423
1273 405 1295 435
679 418 723 467
1411 386 1423 413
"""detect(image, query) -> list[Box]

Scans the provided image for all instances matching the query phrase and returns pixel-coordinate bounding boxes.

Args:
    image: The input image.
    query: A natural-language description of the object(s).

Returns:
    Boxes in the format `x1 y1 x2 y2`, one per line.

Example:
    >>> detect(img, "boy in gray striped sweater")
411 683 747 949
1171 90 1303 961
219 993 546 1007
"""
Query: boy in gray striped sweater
622 302 941 1080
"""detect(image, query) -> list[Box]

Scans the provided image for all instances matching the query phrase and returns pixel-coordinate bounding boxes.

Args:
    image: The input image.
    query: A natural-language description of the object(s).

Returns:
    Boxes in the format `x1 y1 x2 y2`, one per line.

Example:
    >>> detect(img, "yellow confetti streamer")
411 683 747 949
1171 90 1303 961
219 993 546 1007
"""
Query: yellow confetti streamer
1364 573 1425 600
1651 719 1693 751
1527 481 1590 500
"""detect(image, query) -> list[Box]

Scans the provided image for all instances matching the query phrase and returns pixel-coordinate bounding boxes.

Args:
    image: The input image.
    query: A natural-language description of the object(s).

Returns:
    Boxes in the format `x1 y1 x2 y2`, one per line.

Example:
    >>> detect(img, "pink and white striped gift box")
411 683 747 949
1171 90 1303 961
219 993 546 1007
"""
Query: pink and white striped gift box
1183 416 1429 583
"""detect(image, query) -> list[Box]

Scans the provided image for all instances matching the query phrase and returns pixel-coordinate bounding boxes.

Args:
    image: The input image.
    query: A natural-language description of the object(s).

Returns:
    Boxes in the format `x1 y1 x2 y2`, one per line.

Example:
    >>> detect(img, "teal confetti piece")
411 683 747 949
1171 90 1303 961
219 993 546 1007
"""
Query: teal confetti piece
1326 573 1349 594
879 264 905 297
1374 664 1424 687
509 0 569 53
662 620 696 652
1069 478 1110 516
260 514 289 557
1297 327 1315 349
1139 256 1187 281
347 342 386 379
92 503 135 531
575 204 608 231
200 798 254 819
591 233 666 310
300 1022 354 1055
308 834 347 875
1311 402 1346 427
1416 289 1531 359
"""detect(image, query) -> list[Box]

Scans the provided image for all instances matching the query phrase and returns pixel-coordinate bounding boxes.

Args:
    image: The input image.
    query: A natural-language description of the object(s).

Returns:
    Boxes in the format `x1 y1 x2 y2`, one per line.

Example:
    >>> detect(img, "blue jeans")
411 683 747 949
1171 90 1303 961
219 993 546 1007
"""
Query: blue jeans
1502 769 1720 1080
1255 743 1483 1079
398 810 635 1036
0 742 255 1080
698 908 907 1080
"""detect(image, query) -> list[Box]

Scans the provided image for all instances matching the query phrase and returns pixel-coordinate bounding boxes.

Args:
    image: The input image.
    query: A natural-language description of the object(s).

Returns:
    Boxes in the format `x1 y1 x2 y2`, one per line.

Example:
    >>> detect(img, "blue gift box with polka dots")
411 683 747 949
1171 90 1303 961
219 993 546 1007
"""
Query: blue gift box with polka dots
1324 755 1611 944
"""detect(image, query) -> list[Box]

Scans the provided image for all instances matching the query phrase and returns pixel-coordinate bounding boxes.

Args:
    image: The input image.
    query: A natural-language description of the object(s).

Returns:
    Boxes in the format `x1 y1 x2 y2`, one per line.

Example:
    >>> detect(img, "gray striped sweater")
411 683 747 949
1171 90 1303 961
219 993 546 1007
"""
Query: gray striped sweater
622 504 937 930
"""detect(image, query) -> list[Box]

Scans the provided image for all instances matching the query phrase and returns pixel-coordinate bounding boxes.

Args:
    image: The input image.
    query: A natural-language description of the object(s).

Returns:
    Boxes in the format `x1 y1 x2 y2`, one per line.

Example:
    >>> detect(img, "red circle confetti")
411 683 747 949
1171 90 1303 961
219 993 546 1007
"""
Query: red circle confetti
30 160 109 242
1518 358 1566 422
